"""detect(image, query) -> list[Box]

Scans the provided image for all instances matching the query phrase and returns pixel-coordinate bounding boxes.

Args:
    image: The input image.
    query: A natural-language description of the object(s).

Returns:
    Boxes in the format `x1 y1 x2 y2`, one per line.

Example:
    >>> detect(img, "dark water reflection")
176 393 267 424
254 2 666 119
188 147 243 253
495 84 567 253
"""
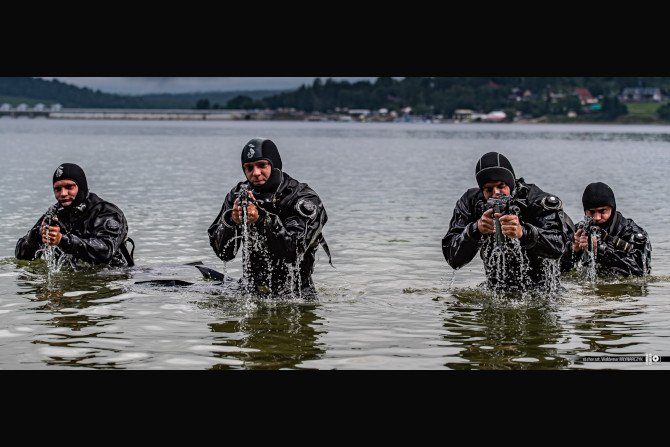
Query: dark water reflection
588 281 649 298
440 275 655 370
443 290 569 369
14 263 129 368
203 301 325 369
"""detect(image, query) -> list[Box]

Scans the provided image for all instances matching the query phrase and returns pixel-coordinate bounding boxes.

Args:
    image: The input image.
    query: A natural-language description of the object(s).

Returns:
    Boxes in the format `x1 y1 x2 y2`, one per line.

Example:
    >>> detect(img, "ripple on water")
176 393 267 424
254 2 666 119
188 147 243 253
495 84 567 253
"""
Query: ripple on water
63 291 96 297
512 357 540 363
164 356 240 367
190 345 260 353
0 329 22 338
38 346 96 358
102 352 151 363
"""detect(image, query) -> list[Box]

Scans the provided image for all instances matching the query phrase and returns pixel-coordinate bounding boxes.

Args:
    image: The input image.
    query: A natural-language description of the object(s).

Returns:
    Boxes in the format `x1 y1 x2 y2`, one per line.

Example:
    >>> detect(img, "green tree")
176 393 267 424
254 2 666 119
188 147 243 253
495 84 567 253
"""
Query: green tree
227 95 254 109
195 99 210 109
600 96 628 120
548 96 582 115
657 103 670 120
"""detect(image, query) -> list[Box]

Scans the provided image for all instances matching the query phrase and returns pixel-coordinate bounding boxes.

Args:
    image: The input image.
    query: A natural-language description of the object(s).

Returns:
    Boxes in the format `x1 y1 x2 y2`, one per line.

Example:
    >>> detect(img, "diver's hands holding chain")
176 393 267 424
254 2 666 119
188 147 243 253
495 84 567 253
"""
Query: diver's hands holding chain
572 229 590 253
477 208 496 234
477 208 523 239
232 191 260 225
41 219 63 246
498 214 523 239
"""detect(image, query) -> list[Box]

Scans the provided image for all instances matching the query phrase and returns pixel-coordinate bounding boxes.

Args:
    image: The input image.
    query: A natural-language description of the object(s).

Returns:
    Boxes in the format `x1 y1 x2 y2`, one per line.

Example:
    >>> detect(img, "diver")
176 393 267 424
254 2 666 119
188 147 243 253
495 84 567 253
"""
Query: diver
208 138 330 297
442 152 573 292
15 163 134 267
565 182 651 277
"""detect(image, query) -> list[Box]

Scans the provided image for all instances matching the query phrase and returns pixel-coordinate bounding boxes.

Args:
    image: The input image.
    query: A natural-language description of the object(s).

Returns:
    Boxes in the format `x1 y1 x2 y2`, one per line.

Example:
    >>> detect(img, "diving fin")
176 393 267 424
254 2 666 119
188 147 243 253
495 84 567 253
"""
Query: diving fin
195 265 225 281
135 279 194 287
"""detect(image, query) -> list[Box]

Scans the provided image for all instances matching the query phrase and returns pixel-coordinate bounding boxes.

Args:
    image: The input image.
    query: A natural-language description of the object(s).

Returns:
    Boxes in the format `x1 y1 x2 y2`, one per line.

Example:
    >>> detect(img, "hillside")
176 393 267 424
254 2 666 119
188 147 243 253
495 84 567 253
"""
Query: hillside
0 77 279 109
0 77 145 108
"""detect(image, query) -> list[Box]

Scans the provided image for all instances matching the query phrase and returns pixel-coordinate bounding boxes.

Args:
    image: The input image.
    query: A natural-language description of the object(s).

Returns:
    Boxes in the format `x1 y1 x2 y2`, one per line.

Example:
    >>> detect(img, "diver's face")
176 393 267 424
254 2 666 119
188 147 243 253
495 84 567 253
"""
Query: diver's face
53 180 78 207
481 181 510 201
585 206 612 225
243 160 272 186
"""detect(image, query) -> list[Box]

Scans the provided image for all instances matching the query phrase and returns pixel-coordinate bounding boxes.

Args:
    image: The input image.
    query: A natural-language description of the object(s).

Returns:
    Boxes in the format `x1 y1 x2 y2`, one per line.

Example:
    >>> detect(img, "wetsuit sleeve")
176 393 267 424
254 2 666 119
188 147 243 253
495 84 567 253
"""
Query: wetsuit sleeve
57 208 128 264
442 195 482 269
15 215 46 260
208 191 240 261
519 207 569 260
597 227 651 276
262 192 327 263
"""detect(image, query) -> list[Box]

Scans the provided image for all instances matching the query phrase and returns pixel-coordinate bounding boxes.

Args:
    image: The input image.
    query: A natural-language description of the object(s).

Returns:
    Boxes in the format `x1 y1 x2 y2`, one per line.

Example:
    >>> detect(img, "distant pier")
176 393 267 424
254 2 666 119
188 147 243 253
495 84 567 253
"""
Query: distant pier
0 107 415 122
0 108 265 120
0 109 50 118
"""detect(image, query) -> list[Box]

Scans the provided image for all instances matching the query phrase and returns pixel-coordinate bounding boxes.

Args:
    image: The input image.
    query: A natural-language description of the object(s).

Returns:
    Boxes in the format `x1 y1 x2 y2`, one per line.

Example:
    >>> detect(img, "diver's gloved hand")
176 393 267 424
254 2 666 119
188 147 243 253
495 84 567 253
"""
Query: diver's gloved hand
477 208 496 235
41 220 63 246
232 191 261 225
573 228 588 253
497 214 523 239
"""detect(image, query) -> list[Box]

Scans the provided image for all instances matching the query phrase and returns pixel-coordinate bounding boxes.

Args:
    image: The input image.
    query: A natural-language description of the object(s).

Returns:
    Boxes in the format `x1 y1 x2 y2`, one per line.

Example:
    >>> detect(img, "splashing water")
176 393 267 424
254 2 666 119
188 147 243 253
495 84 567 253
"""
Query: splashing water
240 201 252 291
40 207 59 270
285 252 305 300
34 245 75 289
34 207 75 275
446 270 456 291
486 245 508 298
219 198 314 300
541 258 562 294
577 249 598 283
36 245 61 270
484 237 530 299
36 243 59 271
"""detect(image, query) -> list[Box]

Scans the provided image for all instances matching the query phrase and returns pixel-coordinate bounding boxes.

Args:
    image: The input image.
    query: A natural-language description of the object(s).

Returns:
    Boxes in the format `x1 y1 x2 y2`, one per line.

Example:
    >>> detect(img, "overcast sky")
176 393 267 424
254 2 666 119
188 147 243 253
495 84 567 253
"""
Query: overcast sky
39 77 382 95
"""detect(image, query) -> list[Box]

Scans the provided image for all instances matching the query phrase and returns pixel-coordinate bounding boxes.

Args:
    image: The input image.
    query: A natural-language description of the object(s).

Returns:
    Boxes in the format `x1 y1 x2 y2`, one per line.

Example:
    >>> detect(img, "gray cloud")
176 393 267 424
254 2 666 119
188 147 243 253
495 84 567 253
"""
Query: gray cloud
39 77 382 95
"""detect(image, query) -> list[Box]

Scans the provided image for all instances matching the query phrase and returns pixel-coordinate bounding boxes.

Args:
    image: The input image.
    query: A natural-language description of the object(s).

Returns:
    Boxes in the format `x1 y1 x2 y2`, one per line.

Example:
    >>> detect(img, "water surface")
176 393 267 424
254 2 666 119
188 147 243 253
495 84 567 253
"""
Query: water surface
1 119 668 369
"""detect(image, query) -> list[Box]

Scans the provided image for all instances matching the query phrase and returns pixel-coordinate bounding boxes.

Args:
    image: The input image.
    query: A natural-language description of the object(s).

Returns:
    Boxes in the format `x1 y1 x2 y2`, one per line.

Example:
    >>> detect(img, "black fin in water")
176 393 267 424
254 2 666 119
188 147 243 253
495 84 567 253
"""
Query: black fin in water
135 279 194 287
195 265 225 281
183 261 204 266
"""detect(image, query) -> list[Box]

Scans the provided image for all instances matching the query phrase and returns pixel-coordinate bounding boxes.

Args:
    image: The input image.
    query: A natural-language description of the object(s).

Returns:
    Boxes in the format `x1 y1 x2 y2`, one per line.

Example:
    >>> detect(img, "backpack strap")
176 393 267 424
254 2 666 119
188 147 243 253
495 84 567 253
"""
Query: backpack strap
120 236 135 267
319 237 334 268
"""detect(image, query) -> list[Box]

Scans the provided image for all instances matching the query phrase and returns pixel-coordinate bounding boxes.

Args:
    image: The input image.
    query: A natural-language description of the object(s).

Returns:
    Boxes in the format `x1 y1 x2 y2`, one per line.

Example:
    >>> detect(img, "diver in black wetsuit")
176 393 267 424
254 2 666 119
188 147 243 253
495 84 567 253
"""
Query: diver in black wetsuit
208 138 330 296
16 163 134 267
564 182 651 277
442 152 573 292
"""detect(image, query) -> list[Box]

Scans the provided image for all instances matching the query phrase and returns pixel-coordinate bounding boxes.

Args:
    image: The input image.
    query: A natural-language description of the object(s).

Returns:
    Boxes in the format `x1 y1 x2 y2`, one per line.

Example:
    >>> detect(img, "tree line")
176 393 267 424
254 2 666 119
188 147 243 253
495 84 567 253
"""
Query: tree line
224 77 670 120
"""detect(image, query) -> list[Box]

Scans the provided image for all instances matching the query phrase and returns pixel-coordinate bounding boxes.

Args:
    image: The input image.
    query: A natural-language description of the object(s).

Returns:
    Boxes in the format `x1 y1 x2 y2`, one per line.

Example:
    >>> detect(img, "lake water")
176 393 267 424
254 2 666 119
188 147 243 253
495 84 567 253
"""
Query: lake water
1 119 669 369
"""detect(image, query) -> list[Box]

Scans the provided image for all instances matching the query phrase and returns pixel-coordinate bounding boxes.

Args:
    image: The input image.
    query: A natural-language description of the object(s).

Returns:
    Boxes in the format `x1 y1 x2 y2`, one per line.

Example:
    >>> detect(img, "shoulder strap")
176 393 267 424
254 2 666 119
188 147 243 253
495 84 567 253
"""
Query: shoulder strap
320 237 334 268
120 236 135 267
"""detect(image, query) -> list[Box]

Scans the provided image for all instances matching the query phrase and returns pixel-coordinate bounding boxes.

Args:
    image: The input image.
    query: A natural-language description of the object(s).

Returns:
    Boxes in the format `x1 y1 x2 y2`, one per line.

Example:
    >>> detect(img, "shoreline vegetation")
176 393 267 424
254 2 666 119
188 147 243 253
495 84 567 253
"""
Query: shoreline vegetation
2 77 670 124
1 107 669 124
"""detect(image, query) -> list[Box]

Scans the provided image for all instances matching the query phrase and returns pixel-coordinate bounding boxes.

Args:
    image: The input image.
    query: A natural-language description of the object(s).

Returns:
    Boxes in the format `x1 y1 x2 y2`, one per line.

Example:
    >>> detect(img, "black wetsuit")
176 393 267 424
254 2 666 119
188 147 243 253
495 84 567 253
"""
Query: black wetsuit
565 211 651 277
442 178 572 291
16 192 131 267
208 172 328 295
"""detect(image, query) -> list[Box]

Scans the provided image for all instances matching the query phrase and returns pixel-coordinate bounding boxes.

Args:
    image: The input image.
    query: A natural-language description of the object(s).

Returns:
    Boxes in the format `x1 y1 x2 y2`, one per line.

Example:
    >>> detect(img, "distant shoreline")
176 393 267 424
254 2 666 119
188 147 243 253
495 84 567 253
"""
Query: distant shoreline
1 108 669 125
